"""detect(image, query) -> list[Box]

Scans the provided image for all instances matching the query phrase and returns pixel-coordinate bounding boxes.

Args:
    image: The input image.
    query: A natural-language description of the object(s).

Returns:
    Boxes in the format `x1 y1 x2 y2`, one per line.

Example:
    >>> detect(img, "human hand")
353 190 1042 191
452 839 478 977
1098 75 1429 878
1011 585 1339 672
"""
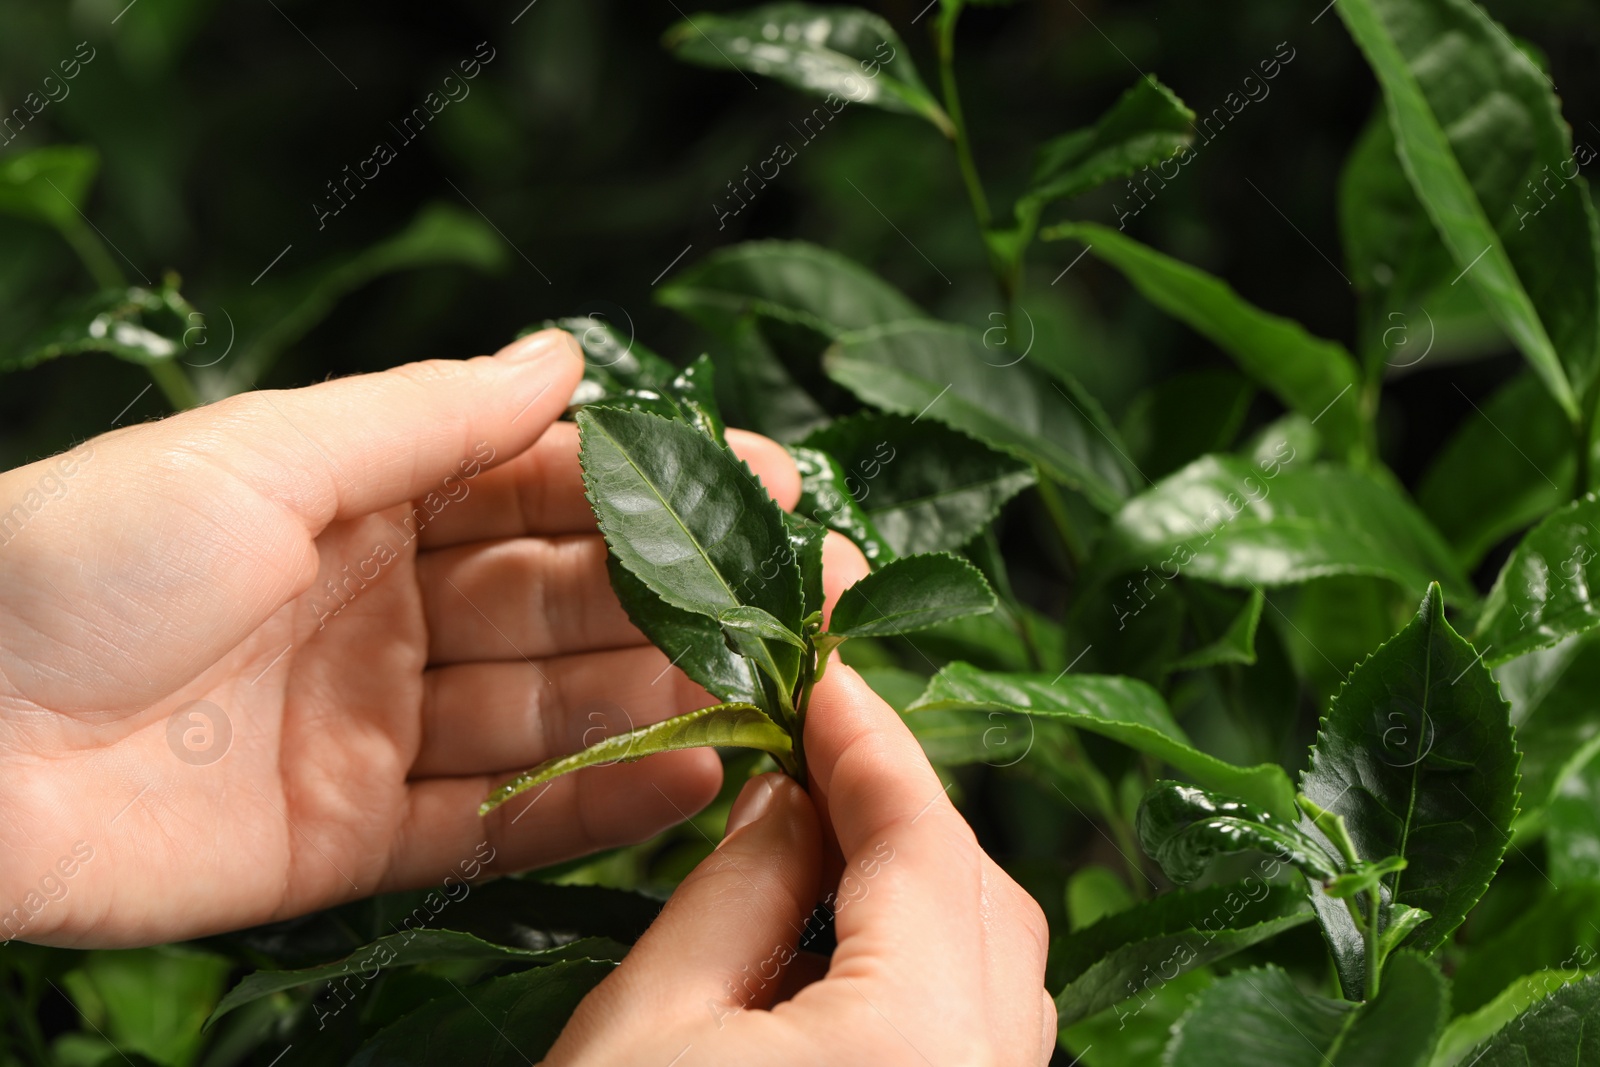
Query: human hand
542 665 1055 1066
0 330 807 947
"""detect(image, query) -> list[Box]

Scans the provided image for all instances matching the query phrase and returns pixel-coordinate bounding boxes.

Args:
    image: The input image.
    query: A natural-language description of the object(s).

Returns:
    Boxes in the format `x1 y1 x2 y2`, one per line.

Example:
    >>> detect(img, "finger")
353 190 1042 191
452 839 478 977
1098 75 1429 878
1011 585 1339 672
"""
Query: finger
820 531 870 627
979 856 1053 1065
418 425 803 548
188 329 584 531
0 332 582 712
383 748 723 891
801 666 988 1015
553 773 822 1052
416 534 646 663
412 645 713 778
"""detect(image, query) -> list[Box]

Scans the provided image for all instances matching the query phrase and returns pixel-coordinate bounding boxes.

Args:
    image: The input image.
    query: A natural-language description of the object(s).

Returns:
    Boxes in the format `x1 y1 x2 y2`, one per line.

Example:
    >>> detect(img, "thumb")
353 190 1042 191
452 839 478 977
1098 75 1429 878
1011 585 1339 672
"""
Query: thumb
564 774 822 1038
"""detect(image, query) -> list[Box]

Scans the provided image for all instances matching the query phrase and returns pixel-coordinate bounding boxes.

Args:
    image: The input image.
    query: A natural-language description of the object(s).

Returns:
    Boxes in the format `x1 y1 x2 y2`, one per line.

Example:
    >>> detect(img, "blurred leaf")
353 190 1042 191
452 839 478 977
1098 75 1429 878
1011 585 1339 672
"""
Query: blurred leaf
208 930 625 1027
801 413 1035 556
1544 752 1600 885
1098 455 1470 600
662 4 951 134
1043 222 1366 460
1416 372 1573 570
790 443 897 568
1120 370 1254 481
1475 494 1600 663
1167 587 1264 674
1335 0 1600 419
347 960 613 1066
1458 973 1600 1066
7 279 195 372
1061 968 1212 1067
1429 968 1590 1067
825 322 1136 512
1050 882 1313 1026
0 145 98 229
230 202 507 389
482 703 794 813
706 313 831 442
1300 585 1520 997
1163 955 1446 1067
1494 631 1600 815
658 240 926 338
1451 885 1600 1016
1021 76 1194 218
63 948 230 1067
1064 865 1134 932
1134 781 1339 886
909 663 1296 818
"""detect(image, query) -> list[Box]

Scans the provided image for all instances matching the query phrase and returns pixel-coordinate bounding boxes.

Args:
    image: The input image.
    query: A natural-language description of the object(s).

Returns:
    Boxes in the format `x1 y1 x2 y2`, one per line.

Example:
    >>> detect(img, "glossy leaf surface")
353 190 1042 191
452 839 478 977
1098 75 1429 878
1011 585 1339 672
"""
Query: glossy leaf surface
1474 495 1600 663
825 322 1135 512
801 413 1034 557
1135 781 1339 885
662 5 950 133
1300 585 1520 993
910 666 1296 818
827 553 996 638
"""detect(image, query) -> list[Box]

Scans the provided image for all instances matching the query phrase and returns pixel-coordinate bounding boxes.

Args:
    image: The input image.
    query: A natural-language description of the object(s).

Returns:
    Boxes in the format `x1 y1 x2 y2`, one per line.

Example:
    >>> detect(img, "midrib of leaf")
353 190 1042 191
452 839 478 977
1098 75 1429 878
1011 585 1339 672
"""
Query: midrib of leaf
591 416 744 610
1391 602 1437 908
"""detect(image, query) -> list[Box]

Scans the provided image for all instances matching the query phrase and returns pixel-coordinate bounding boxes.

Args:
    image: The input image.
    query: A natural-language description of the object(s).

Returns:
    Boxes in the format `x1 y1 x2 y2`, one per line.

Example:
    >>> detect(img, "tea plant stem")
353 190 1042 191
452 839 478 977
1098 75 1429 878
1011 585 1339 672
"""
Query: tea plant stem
792 648 818 787
1363 890 1382 998
146 358 201 411
58 219 125 291
1035 476 1085 568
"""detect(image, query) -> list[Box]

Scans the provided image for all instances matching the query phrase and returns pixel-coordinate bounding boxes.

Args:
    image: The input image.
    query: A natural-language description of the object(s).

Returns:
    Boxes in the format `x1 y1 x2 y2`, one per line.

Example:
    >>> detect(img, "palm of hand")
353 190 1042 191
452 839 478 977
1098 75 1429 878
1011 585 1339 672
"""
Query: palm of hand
0 343 797 947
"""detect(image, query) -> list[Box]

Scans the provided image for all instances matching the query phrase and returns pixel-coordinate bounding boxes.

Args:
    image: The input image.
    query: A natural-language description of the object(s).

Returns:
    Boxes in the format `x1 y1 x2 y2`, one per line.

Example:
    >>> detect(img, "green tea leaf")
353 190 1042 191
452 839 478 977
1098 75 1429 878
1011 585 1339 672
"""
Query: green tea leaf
208 931 624 1026
1474 495 1600 662
64 949 230 1066
1021 76 1194 214
1543 752 1600 886
0 144 98 229
1163 954 1447 1067
1449 885 1600 1016
827 553 996 639
657 240 926 339
578 406 802 628
1097 455 1471 600
545 314 678 396
1457 974 1600 1066
825 322 1136 512
8 279 196 372
1167 587 1264 674
1494 631 1600 815
717 605 805 695
347 960 614 1066
801 413 1035 556
481 703 794 813
1050 883 1313 1027
1041 222 1365 459
662 4 951 134
1335 0 1600 419
1416 372 1573 571
1300 584 1520 995
1430 969 1593 1067
789 443 897 568
606 558 763 708
583 354 727 445
1135 781 1339 886
707 313 831 442
909 664 1296 818
783 511 829 619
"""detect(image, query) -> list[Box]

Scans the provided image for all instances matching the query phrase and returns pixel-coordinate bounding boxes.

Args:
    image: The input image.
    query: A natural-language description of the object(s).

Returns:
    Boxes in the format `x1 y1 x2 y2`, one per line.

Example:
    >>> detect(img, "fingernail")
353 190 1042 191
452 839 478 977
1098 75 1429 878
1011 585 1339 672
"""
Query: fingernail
724 774 778 838
498 329 575 365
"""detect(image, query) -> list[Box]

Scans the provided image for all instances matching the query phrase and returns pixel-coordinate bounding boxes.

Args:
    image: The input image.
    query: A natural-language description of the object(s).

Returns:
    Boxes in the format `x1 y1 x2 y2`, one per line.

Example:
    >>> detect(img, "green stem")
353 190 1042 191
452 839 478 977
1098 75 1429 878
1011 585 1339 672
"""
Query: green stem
1364 890 1382 999
1036 475 1085 568
146 358 201 411
791 647 818 788
58 219 125 291
935 3 1014 305
973 528 1043 670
